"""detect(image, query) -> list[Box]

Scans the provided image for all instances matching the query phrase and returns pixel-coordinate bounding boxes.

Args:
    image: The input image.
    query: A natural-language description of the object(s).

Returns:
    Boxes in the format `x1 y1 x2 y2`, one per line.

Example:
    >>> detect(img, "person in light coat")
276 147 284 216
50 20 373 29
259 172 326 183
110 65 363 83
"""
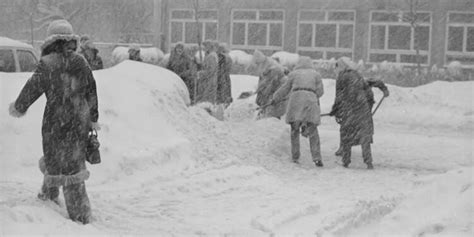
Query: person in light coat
253 50 287 119
271 57 324 166
195 41 218 104
216 43 233 107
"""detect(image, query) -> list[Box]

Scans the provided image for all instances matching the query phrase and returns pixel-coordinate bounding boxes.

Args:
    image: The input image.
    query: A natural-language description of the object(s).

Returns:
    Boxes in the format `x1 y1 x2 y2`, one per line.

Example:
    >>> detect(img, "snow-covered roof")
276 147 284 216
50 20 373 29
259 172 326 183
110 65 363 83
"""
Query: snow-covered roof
0 37 34 49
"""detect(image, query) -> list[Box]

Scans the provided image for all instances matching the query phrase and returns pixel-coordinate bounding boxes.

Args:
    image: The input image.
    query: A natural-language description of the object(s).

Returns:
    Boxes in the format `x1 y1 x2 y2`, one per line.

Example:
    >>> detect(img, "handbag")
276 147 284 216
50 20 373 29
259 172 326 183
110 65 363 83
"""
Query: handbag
86 129 101 164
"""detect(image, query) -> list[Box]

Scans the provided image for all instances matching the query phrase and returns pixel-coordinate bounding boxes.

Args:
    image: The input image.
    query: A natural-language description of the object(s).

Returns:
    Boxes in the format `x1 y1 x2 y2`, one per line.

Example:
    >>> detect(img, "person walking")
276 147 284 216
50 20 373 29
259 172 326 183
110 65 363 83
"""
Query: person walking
8 19 99 224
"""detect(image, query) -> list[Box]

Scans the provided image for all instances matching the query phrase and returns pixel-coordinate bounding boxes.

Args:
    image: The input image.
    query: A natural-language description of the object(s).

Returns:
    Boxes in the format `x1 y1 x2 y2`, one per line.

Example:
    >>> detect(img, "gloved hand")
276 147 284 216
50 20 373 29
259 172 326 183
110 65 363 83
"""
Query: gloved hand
9 103 24 118
383 90 390 97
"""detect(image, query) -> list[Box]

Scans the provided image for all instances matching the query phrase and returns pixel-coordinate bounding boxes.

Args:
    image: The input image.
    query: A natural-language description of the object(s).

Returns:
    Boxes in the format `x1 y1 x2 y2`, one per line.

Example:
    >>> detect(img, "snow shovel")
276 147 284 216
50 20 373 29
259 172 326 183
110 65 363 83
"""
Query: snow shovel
372 96 385 115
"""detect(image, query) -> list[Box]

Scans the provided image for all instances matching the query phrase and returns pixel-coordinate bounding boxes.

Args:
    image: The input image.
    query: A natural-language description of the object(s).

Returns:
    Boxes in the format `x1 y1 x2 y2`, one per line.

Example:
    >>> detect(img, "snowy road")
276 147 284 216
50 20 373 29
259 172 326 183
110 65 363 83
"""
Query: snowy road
85 120 472 236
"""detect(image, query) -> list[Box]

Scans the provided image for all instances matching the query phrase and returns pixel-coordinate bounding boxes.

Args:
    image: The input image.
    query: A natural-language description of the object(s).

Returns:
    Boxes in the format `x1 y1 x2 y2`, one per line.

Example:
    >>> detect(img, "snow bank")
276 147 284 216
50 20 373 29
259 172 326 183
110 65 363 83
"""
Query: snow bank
271 51 299 69
229 50 253 66
111 46 165 65
351 167 474 236
0 36 34 49
0 61 197 234
226 76 474 132
0 61 192 185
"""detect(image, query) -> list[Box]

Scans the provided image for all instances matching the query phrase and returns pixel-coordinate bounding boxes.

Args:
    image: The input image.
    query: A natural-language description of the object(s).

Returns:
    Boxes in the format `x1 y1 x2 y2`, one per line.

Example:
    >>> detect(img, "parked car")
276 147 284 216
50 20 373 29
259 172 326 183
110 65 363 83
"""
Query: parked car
0 37 38 72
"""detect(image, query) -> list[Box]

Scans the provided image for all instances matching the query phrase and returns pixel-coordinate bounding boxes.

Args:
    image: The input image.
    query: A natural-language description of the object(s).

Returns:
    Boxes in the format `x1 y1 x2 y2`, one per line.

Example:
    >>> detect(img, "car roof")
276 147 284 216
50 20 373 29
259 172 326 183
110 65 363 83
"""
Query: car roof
0 37 35 49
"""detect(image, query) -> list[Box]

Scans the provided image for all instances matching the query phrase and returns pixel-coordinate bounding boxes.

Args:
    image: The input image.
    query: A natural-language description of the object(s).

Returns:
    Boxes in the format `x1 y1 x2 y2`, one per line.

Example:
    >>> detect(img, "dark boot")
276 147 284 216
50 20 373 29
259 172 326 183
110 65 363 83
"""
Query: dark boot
342 144 351 168
362 142 373 170
63 182 91 224
38 182 60 205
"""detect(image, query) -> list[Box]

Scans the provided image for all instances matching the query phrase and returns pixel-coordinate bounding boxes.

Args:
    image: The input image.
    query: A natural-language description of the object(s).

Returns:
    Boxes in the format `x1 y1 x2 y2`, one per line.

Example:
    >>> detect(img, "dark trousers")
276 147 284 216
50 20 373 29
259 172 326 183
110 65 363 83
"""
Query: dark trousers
342 142 372 165
290 122 321 162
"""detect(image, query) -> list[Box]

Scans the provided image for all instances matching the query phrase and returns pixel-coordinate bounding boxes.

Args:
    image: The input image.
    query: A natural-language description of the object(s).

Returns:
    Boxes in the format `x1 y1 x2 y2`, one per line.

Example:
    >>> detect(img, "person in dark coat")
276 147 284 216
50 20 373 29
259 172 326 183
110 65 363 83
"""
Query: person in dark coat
195 40 218 104
167 42 197 103
253 50 287 119
8 19 99 224
79 38 103 70
329 57 388 169
216 43 233 107
272 57 324 166
128 44 143 62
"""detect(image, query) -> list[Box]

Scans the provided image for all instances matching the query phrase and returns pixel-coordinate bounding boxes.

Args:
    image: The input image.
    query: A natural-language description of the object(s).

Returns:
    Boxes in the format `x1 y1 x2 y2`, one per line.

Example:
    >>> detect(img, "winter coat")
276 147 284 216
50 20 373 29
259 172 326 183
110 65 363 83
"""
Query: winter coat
79 47 103 71
330 69 373 146
167 46 197 102
13 52 99 175
217 52 233 105
196 51 218 104
255 59 287 118
273 57 324 125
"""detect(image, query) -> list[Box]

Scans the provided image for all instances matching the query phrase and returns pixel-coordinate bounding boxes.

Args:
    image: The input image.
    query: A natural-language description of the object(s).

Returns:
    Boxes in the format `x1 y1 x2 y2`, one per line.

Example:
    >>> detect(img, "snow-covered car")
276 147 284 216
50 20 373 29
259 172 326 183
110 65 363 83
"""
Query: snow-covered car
0 37 38 72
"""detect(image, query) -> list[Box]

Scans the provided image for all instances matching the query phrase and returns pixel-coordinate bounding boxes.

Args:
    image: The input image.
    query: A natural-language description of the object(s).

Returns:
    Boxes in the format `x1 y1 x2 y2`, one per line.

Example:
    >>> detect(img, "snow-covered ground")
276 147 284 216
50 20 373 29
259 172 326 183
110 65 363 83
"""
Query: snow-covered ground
0 61 473 236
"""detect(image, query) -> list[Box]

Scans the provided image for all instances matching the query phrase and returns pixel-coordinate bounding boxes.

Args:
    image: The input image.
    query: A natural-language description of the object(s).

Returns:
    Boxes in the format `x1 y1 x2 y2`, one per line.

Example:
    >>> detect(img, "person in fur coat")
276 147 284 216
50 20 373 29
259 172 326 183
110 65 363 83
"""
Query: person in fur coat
9 19 99 224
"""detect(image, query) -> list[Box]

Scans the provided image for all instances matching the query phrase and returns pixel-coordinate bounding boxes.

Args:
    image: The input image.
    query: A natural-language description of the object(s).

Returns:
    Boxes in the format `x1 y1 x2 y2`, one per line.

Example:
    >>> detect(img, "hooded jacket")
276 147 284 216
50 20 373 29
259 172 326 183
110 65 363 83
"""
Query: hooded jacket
254 50 287 118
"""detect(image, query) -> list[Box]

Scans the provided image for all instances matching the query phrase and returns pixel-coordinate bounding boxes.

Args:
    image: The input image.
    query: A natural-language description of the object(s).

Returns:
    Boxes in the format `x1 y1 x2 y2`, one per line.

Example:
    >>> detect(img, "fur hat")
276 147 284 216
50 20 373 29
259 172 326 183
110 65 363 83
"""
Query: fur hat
41 19 79 51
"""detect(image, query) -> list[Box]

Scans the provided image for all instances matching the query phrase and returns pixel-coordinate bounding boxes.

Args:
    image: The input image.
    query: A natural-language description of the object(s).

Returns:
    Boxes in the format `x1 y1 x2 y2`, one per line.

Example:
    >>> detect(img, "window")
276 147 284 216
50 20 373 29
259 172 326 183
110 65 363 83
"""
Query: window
169 9 218 45
0 49 15 72
18 50 37 72
231 9 284 52
369 11 431 65
446 12 474 67
297 10 355 59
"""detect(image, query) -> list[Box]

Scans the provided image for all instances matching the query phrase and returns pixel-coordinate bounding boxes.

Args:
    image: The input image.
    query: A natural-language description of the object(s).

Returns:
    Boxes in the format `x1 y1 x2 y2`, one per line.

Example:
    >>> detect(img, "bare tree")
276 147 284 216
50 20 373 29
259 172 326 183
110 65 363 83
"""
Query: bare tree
401 0 428 75
382 0 429 75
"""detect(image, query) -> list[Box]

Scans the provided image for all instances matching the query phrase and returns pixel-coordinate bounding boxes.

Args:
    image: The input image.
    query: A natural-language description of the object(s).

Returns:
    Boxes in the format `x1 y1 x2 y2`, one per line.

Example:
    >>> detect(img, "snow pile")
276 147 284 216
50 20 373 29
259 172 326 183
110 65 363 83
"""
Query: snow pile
229 50 253 66
0 36 34 49
141 47 165 65
0 64 472 235
225 75 474 132
351 167 473 236
111 46 165 65
225 75 259 121
271 51 299 69
1 62 190 180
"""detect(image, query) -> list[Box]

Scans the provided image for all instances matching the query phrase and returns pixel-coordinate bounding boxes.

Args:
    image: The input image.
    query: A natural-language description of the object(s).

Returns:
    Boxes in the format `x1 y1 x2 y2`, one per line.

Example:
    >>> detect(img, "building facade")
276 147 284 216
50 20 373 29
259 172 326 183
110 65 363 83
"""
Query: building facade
156 0 474 68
